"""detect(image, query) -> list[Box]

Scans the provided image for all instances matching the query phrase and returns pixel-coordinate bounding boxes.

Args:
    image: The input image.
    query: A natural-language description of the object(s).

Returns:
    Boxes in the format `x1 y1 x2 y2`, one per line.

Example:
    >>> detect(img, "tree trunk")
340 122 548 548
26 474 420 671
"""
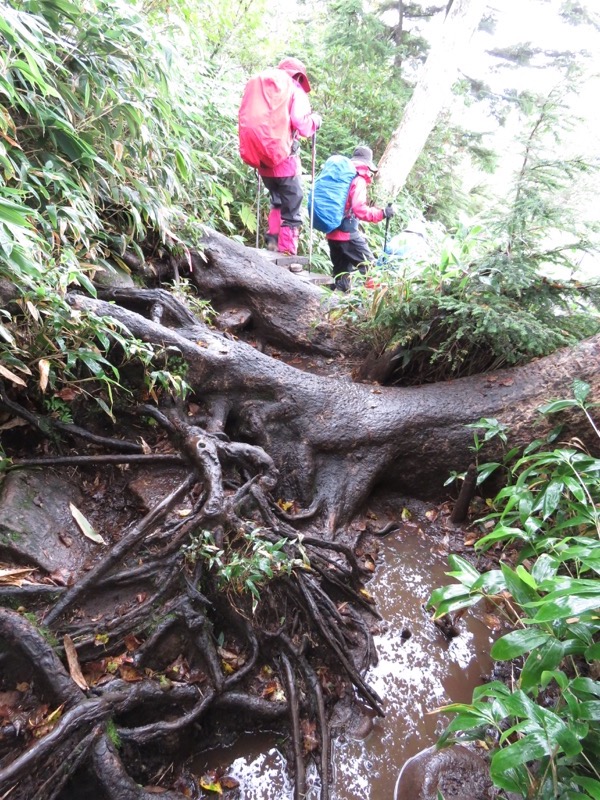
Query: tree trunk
376 0 485 200
73 280 600 530
192 227 346 356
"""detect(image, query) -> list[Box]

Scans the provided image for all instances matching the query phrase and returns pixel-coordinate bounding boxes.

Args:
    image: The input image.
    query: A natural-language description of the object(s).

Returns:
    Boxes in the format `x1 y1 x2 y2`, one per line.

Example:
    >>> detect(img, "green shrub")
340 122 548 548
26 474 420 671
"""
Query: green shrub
330 226 600 384
428 382 600 798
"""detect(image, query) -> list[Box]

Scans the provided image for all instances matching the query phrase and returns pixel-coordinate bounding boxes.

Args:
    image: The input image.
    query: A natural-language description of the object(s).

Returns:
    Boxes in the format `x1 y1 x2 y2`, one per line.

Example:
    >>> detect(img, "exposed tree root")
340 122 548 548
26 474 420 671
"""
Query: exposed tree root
0 388 385 798
3 270 598 799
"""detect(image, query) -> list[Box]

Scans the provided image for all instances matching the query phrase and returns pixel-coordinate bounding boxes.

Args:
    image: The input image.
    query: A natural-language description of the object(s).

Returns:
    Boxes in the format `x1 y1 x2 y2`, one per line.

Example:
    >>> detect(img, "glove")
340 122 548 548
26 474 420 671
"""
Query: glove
383 203 395 220
311 113 322 130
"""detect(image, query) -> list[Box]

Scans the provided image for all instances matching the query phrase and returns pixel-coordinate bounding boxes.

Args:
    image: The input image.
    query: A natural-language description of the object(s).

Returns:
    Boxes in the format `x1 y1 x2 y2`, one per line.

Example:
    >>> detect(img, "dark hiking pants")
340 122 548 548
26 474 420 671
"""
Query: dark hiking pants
327 235 375 292
262 176 303 229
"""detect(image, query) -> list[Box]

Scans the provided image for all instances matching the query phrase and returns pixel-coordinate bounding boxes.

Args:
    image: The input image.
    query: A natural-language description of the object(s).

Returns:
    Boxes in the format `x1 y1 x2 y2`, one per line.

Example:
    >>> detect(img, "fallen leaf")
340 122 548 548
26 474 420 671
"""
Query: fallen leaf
483 614 502 631
262 679 285 702
119 664 143 682
165 655 190 681
220 776 240 790
0 565 36 586
217 647 246 670
38 359 50 393
63 634 88 690
25 300 40 322
200 773 223 795
301 718 319 754
401 507 412 521
464 535 478 547
0 417 28 430
363 556 376 572
32 703 65 738
55 386 78 401
124 634 141 652
425 509 438 521
359 588 375 603
0 364 26 387
69 503 106 545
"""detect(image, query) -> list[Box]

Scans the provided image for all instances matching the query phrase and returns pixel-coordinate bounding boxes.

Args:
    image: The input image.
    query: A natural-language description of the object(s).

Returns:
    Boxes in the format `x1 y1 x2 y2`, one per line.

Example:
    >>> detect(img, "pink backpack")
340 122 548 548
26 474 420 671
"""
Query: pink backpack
238 69 294 170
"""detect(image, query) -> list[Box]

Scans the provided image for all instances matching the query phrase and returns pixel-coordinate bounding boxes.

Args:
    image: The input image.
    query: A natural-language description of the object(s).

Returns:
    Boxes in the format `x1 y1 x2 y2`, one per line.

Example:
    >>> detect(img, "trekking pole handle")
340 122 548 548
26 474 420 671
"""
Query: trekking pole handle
383 202 392 253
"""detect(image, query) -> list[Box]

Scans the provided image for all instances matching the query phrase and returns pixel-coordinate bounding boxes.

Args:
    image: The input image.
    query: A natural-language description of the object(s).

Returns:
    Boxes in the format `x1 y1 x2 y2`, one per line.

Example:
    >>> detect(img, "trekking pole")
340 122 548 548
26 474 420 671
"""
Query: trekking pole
383 202 392 254
308 132 317 273
255 172 261 250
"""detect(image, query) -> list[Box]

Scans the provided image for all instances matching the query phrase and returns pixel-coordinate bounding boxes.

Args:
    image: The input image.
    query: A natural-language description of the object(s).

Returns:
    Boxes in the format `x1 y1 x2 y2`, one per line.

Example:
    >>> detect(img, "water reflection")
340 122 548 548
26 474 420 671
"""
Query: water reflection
331 532 494 799
193 533 494 799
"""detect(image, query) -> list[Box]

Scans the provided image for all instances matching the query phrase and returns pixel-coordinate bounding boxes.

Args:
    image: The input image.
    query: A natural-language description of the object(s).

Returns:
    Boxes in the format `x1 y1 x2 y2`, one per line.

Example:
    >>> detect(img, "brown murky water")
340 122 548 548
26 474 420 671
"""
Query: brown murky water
194 532 495 798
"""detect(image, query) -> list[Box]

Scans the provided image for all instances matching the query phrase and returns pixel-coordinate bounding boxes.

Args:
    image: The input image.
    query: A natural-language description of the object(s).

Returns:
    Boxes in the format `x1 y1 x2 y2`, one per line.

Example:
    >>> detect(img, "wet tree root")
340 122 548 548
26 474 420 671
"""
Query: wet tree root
0 394 385 799
9 280 595 798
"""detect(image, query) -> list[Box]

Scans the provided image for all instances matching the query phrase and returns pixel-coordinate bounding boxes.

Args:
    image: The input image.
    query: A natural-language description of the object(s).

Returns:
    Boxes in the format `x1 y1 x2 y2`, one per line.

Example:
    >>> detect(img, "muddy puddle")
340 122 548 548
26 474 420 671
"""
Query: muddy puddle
193 532 495 798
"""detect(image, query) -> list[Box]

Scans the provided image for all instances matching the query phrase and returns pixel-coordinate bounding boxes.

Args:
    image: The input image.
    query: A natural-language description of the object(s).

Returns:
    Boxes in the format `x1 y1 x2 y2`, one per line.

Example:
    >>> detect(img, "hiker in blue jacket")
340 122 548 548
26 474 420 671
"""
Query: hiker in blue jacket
326 146 394 292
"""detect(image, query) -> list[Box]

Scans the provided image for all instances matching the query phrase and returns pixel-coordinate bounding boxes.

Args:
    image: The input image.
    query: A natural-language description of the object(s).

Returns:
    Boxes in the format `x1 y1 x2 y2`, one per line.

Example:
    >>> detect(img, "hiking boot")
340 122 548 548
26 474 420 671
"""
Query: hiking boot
277 225 300 256
265 234 278 251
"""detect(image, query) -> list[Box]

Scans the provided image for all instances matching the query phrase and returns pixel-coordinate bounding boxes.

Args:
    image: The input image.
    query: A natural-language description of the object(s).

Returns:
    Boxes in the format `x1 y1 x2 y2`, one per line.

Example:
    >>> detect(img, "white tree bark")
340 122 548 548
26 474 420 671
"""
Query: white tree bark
376 0 486 201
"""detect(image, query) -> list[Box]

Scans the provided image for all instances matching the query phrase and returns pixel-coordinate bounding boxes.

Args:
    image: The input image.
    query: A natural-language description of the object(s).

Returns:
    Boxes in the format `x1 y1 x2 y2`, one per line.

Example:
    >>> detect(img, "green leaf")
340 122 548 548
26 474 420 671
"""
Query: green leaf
520 639 566 693
490 628 551 661
476 462 502 484
538 399 578 414
541 480 564 519
446 554 481 586
530 594 600 622
572 380 591 404
573 776 600 799
585 642 600 662
490 734 548 785
501 563 541 607
578 700 600 721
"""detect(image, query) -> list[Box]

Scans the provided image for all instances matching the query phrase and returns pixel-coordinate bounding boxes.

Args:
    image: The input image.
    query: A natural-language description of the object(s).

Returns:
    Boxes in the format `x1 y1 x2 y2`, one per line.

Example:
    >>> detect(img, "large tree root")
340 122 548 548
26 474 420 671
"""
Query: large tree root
4 271 598 799
0 396 385 799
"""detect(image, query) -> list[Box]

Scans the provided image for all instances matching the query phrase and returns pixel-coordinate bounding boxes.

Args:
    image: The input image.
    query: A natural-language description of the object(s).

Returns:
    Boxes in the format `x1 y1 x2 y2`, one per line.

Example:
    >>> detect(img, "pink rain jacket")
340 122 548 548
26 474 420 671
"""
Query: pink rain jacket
327 163 385 241
258 77 320 179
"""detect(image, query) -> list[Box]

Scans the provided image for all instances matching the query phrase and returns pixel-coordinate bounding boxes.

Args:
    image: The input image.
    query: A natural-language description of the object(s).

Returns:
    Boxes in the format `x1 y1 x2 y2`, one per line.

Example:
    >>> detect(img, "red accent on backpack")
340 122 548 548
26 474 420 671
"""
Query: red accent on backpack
238 68 294 170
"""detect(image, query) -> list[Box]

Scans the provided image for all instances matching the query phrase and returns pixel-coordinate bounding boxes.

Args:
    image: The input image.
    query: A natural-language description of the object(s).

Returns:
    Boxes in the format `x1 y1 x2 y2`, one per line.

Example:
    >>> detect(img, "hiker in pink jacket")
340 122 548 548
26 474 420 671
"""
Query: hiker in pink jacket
261 57 321 256
326 146 394 291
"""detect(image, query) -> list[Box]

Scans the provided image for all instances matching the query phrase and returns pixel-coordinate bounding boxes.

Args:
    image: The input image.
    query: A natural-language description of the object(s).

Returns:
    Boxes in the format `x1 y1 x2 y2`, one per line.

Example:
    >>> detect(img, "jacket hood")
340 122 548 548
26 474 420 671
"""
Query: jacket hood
354 162 374 182
278 57 311 93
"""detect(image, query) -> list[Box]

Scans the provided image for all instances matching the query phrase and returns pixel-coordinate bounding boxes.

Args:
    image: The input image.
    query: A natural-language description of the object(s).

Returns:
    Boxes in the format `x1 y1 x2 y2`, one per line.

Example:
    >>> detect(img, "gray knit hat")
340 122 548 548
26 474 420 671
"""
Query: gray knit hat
351 145 378 172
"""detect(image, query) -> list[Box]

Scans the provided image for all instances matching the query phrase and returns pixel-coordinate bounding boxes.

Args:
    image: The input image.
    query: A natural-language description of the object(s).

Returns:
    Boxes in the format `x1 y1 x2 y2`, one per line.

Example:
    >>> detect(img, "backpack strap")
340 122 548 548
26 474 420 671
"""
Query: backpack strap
339 177 358 233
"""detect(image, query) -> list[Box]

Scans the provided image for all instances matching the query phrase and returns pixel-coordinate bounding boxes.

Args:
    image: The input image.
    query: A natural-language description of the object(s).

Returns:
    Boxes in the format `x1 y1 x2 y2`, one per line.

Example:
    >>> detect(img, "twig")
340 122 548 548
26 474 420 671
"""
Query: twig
10 454 185 470
280 652 306 800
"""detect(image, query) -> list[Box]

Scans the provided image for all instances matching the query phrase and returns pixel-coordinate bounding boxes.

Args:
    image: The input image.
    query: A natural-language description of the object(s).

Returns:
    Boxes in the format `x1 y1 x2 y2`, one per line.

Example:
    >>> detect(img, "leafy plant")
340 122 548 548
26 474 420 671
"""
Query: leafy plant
330 222 600 385
183 526 306 613
0 0 241 415
428 382 600 798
